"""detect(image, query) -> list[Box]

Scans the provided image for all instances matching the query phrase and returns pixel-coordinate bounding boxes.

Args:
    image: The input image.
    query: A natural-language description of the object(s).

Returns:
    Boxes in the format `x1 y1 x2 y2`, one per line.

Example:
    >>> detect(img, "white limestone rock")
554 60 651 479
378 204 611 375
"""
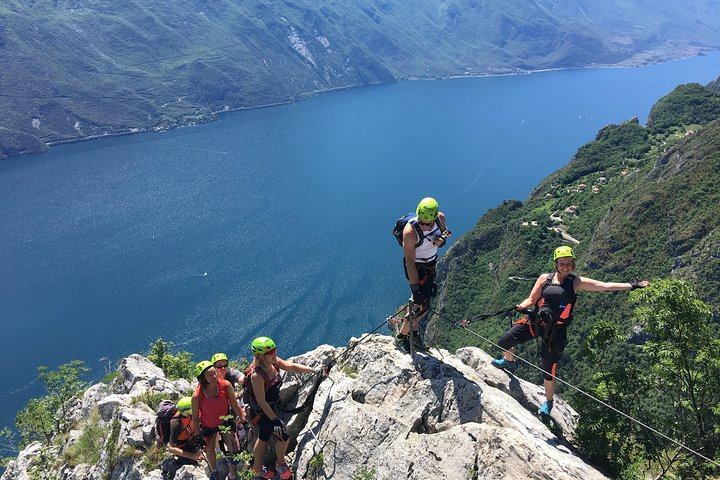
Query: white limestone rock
97 394 132 422
292 335 608 480
67 383 110 424
113 354 178 397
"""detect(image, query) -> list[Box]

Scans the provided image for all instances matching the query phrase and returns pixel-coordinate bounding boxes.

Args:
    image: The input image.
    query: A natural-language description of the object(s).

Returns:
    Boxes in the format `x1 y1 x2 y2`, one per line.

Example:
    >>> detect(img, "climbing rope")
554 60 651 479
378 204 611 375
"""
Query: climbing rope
428 307 720 469
277 303 410 414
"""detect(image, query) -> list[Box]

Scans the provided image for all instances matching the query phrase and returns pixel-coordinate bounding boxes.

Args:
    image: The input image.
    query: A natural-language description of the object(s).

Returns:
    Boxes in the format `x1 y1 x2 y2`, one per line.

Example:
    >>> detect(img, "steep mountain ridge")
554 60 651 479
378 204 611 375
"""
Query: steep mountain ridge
1 342 612 480
430 78 720 472
1 0 719 158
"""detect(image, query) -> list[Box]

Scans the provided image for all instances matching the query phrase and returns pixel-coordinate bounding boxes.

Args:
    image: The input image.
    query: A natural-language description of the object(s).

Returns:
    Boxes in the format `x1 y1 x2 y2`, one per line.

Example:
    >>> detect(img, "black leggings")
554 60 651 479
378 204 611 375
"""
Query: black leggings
497 322 567 381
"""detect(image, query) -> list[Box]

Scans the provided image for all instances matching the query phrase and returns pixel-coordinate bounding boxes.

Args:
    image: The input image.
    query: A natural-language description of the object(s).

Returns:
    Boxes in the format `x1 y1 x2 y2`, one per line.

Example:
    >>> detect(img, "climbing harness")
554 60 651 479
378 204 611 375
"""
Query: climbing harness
428 307 720 469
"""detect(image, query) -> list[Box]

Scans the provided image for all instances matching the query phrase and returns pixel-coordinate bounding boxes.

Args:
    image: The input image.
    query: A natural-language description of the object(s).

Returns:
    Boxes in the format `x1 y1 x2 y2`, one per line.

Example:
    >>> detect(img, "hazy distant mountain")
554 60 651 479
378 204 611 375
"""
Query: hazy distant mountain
1 0 719 158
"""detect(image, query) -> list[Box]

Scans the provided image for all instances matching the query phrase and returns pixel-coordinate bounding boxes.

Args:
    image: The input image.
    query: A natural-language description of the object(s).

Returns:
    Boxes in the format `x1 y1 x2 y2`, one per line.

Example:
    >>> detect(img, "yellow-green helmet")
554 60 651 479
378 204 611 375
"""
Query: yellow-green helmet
251 336 276 356
553 246 576 261
177 396 192 414
416 197 439 223
211 352 228 364
194 360 213 379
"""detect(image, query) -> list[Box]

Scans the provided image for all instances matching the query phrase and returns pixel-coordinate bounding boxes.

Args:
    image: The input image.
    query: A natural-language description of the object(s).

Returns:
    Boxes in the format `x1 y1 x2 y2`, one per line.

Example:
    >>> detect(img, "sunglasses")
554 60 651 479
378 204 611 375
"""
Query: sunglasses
418 220 435 227
264 348 277 356
215 363 229 369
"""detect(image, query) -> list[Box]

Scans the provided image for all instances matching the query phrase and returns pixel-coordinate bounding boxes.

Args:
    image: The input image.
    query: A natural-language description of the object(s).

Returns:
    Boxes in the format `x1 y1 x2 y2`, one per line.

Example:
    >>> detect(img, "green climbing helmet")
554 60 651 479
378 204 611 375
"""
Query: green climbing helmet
553 246 576 261
177 396 192 414
211 352 228 365
251 336 277 356
416 197 439 223
194 360 214 379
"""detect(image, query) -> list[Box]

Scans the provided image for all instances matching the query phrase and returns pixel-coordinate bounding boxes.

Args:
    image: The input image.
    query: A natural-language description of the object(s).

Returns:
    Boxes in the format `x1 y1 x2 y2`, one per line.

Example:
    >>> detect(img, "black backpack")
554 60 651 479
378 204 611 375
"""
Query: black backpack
154 400 179 446
392 213 423 247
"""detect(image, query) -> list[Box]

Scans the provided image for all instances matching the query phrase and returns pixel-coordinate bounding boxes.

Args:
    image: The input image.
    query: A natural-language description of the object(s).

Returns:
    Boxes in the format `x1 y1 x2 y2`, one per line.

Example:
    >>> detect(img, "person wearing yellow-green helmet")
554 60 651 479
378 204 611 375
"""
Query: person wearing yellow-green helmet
191 360 246 480
212 352 244 387
163 396 203 479
246 336 323 480
491 246 649 417
397 197 451 352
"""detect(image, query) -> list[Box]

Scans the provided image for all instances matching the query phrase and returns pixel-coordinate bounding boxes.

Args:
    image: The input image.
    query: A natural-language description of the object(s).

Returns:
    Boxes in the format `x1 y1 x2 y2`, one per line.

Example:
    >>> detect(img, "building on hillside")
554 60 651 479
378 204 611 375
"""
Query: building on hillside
564 205 578 215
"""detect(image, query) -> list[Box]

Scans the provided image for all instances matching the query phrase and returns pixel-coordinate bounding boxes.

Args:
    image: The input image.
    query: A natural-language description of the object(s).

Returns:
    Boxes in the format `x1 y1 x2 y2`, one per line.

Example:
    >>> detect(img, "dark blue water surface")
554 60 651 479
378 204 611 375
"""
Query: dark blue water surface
1 52 719 429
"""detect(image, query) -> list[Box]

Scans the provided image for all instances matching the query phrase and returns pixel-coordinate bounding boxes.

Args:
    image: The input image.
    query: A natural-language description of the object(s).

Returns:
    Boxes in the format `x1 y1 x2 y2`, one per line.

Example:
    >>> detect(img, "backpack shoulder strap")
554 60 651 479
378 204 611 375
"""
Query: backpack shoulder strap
247 364 273 392
564 273 576 296
408 218 424 248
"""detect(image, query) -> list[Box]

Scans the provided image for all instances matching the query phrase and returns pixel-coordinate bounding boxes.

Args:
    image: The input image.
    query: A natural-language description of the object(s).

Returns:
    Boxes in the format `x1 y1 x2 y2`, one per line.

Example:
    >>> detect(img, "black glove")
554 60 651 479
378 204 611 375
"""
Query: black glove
630 280 646 290
271 418 287 438
434 235 446 248
410 283 425 305
516 305 537 315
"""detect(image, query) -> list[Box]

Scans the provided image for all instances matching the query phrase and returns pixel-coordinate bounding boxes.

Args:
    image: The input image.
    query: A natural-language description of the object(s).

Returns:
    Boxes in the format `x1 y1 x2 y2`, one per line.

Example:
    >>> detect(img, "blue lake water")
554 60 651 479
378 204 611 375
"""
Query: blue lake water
1 52 719 430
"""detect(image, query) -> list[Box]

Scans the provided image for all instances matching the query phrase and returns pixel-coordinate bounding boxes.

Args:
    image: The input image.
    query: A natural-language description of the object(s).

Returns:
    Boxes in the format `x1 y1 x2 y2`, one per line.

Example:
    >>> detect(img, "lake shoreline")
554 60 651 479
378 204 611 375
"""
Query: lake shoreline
10 48 717 162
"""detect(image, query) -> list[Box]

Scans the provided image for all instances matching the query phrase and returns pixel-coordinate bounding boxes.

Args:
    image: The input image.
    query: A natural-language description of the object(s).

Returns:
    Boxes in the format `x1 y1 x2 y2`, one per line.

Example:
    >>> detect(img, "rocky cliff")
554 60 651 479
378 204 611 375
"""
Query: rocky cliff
2 336 609 480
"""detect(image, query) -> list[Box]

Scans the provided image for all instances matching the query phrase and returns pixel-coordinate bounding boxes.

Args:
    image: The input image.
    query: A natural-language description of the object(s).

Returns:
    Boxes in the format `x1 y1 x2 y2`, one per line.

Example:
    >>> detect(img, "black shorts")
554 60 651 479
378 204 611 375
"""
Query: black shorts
200 425 220 438
497 321 567 381
403 259 437 298
250 408 289 442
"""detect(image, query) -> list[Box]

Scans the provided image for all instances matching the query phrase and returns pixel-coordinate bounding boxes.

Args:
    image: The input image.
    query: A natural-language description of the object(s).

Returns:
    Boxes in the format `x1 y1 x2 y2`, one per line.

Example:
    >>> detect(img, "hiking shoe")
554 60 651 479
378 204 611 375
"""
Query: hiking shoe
276 462 293 480
538 400 554 416
491 357 517 372
253 466 275 480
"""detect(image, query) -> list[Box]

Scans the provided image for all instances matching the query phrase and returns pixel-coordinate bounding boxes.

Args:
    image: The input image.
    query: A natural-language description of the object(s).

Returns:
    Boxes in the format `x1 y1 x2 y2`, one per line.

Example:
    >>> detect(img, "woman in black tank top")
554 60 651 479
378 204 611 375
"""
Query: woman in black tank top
491 246 648 417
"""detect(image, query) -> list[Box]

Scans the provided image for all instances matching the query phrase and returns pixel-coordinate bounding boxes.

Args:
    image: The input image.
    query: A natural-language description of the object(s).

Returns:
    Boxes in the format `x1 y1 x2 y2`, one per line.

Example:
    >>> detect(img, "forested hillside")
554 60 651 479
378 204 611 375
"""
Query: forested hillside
2 0 720 158
433 79 720 477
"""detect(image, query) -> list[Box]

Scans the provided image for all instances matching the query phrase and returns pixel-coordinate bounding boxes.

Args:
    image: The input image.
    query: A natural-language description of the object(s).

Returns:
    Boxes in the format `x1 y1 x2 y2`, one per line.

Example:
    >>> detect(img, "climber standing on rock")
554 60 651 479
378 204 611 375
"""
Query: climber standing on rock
191 361 246 480
490 245 649 418
395 197 451 352
244 336 322 480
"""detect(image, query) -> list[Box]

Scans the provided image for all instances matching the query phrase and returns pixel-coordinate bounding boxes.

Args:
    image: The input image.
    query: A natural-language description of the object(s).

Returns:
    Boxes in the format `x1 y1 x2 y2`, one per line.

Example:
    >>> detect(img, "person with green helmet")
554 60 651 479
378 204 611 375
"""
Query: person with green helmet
491 245 649 417
212 352 244 387
245 336 322 480
397 196 451 352
191 360 246 480
163 396 204 480
209 352 246 480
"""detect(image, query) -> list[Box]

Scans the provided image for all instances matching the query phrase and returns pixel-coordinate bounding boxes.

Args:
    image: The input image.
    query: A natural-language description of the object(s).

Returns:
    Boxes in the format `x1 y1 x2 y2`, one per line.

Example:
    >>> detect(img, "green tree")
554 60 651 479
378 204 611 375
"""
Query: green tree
576 320 649 475
0 426 18 468
38 360 88 435
15 361 88 447
147 338 194 380
630 279 720 478
16 397 56 446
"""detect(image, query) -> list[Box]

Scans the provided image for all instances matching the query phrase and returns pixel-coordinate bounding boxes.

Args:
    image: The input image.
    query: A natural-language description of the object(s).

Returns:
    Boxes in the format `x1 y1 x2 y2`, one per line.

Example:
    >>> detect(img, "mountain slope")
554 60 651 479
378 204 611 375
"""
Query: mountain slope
1 0 719 158
430 78 720 475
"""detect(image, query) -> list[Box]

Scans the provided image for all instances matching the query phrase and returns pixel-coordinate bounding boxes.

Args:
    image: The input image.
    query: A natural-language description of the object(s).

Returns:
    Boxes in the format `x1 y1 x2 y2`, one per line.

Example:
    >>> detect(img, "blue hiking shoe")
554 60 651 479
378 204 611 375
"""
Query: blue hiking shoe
491 357 517 372
538 400 554 416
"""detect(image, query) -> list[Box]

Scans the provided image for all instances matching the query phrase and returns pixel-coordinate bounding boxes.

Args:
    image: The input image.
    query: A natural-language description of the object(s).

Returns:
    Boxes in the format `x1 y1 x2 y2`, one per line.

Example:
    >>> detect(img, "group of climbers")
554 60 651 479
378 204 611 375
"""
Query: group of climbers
162 339 323 480
162 196 649 479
